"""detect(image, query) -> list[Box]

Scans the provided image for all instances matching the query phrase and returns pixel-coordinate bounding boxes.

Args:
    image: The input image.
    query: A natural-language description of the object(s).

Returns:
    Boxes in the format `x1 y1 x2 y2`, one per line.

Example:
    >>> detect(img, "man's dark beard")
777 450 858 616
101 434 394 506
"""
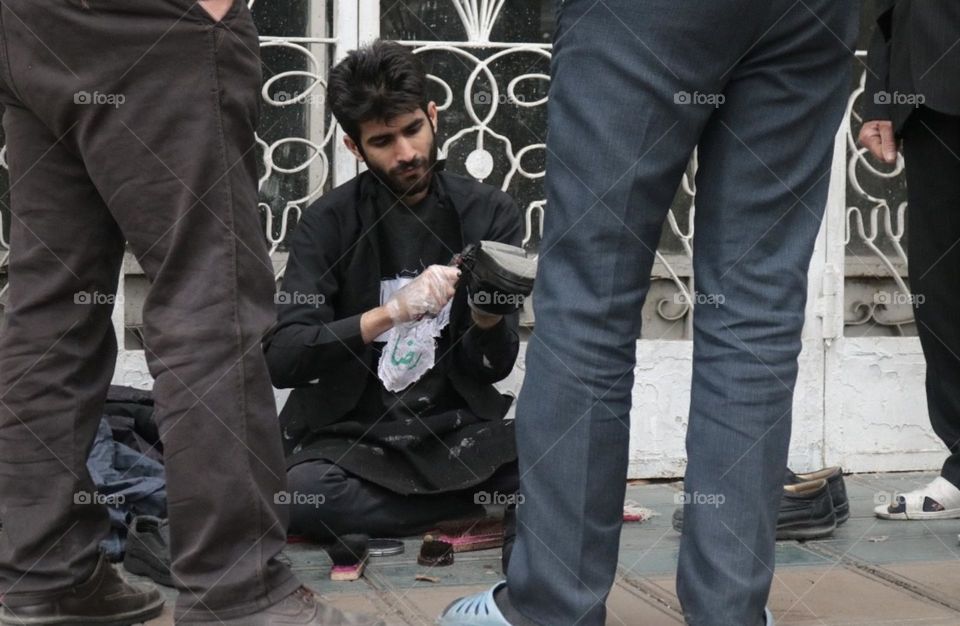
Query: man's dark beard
366 128 438 200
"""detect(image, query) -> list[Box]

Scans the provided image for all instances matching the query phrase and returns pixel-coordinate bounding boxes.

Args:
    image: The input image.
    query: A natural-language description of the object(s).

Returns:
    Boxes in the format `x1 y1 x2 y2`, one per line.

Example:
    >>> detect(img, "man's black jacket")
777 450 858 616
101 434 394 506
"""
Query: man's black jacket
864 0 960 132
263 165 522 460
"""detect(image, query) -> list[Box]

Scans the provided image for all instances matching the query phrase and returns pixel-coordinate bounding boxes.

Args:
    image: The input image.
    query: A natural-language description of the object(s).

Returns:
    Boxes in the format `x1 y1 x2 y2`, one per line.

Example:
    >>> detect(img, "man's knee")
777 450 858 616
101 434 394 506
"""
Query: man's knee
285 461 353 538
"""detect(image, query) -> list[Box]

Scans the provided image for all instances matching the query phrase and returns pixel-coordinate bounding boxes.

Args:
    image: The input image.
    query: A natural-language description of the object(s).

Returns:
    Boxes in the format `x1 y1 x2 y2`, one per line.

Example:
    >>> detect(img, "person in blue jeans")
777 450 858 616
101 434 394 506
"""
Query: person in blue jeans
440 1 858 625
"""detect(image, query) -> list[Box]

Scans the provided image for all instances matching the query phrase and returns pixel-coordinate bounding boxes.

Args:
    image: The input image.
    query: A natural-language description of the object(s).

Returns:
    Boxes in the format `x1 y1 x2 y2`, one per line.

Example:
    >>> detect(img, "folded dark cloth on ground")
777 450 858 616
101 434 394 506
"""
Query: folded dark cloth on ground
88 417 166 559
103 384 163 462
87 385 166 560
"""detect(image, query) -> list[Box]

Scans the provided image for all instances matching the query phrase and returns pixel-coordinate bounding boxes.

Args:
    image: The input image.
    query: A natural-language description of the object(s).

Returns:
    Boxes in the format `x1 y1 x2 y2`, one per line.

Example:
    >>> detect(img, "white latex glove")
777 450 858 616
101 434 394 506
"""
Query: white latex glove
384 265 460 324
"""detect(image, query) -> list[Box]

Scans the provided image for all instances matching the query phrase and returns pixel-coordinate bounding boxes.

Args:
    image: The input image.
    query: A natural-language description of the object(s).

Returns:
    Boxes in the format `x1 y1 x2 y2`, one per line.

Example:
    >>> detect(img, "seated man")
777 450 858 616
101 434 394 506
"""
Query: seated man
264 40 522 547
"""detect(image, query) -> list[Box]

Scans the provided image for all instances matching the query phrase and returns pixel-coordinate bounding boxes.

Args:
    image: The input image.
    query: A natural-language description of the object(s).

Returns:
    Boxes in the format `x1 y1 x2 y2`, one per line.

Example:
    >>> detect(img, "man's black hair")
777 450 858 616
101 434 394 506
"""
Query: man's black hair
327 39 429 145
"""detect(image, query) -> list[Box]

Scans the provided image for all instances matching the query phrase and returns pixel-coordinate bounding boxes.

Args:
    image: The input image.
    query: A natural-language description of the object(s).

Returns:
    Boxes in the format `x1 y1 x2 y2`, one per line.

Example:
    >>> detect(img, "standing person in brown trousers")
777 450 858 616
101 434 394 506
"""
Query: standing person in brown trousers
0 1 381 624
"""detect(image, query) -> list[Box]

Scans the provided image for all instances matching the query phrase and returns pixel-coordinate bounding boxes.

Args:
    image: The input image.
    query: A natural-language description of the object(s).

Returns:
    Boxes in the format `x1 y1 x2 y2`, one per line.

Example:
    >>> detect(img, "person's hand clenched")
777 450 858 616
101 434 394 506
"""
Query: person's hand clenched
858 119 898 164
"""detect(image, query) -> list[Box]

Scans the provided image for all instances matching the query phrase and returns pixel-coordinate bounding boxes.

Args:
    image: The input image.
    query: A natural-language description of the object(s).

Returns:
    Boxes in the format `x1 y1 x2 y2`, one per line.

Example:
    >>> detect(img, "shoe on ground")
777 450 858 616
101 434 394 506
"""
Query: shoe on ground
123 515 173 587
874 476 960 520
777 478 838 539
179 586 385 625
0 551 163 625
673 478 837 540
438 581 512 625
787 466 848 525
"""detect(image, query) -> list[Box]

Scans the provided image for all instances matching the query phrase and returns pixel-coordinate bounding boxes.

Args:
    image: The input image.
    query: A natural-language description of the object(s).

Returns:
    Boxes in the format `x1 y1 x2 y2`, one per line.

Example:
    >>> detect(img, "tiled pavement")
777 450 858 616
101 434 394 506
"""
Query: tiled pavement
142 471 960 625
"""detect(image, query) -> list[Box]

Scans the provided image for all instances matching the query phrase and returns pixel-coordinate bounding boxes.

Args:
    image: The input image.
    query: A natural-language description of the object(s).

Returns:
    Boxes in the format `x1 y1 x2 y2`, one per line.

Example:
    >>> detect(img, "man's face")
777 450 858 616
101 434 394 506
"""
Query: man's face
350 103 438 199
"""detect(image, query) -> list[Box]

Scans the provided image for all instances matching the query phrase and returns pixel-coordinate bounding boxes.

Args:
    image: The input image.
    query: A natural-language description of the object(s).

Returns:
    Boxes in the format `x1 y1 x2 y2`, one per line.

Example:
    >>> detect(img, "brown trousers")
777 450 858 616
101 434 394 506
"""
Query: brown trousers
0 0 299 620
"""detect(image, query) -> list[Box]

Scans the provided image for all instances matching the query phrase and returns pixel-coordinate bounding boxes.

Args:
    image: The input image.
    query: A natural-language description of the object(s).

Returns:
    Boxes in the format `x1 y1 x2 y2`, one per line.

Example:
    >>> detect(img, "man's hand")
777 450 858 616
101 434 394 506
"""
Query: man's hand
858 120 898 164
384 265 460 325
198 0 234 22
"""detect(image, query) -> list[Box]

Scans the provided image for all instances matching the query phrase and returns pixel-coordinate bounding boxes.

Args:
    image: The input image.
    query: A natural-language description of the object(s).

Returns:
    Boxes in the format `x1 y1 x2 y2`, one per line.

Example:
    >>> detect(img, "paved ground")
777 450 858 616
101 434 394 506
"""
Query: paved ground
141 471 960 625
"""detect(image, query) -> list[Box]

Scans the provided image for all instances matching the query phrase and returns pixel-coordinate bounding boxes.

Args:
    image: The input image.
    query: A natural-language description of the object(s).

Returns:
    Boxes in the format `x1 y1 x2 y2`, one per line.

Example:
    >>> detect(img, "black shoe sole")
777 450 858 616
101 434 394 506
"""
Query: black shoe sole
673 509 838 540
123 551 174 588
835 502 850 525
776 515 837 540
0 598 164 626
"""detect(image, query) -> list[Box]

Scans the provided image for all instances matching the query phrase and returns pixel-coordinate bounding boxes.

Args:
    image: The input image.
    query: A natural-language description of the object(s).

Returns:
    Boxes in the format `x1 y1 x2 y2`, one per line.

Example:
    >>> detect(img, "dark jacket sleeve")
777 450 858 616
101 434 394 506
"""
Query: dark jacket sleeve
863 0 896 122
263 205 366 388
453 191 523 385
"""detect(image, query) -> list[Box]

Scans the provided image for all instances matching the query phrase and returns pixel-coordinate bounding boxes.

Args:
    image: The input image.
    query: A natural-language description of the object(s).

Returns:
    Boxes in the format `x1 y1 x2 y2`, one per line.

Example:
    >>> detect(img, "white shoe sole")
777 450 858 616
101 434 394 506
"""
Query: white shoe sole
874 505 960 520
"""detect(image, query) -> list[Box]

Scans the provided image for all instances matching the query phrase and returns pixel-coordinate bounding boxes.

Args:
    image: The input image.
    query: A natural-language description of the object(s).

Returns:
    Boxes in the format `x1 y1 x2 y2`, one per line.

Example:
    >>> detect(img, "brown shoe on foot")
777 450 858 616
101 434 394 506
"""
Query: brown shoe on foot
184 587 385 625
0 552 164 625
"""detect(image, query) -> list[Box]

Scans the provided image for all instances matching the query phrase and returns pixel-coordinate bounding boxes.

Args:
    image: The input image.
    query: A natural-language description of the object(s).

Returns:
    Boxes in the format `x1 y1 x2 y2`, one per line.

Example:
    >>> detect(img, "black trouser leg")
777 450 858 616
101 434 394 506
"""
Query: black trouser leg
286 460 519 541
902 107 960 487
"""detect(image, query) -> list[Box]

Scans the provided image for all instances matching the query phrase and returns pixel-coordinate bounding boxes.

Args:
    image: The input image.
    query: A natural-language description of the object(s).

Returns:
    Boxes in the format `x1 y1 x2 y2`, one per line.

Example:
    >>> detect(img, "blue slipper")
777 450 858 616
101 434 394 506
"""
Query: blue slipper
438 580 512 625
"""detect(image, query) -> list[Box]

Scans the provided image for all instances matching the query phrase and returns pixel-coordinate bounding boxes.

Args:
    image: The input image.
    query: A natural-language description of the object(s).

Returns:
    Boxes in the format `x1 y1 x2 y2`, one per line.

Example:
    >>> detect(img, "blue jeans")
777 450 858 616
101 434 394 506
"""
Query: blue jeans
506 1 858 624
